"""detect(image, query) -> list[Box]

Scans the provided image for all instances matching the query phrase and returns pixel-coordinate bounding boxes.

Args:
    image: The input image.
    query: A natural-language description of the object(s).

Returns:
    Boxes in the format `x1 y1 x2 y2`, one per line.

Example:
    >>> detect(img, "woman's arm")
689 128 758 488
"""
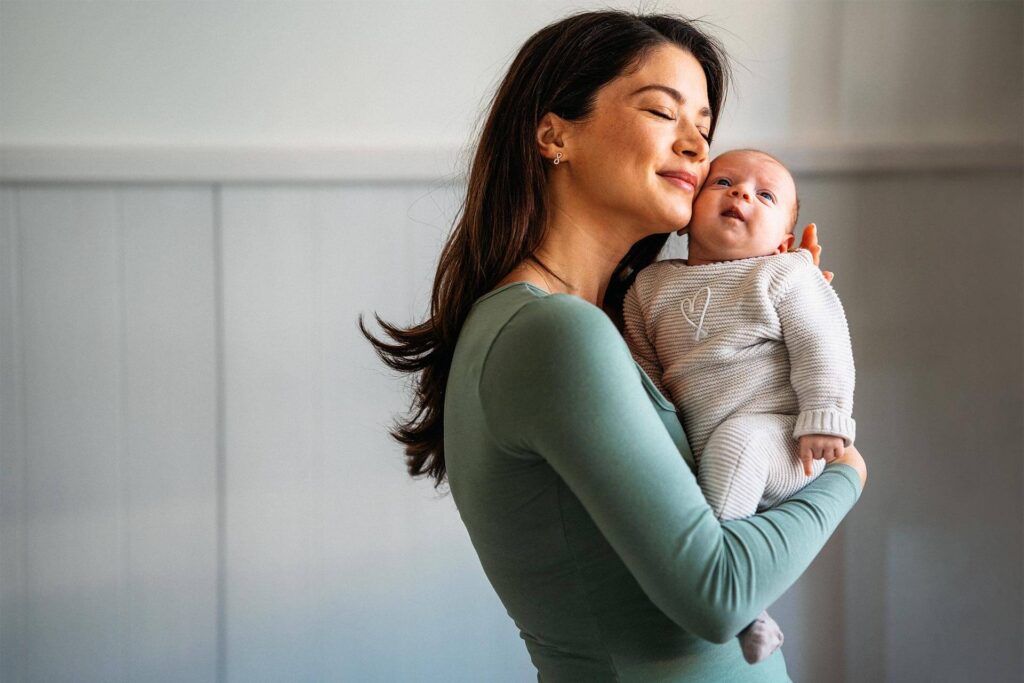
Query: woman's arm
479 294 862 642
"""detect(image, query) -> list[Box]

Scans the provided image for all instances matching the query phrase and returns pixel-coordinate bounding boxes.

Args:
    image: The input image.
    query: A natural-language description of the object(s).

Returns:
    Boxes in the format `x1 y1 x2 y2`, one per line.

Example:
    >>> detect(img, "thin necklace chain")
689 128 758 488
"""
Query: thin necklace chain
525 258 554 293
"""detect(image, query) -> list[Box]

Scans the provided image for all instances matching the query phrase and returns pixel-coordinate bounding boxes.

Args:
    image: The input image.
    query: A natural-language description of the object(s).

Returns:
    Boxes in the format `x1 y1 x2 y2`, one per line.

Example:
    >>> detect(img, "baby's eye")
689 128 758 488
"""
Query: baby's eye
713 178 731 186
758 190 776 202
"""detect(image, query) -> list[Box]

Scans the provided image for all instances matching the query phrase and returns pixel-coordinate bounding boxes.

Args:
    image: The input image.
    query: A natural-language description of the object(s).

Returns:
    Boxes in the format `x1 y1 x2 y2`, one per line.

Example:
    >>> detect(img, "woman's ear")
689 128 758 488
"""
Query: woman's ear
536 112 569 163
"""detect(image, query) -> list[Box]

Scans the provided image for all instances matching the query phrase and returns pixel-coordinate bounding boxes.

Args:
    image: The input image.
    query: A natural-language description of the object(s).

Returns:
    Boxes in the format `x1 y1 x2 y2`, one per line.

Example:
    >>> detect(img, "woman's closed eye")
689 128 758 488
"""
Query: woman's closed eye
645 108 711 144
645 108 676 121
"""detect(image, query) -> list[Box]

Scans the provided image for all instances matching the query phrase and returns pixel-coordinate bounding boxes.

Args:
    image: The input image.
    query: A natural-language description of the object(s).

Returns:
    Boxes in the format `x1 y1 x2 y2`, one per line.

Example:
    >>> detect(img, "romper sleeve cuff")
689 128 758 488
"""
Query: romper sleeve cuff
793 409 856 446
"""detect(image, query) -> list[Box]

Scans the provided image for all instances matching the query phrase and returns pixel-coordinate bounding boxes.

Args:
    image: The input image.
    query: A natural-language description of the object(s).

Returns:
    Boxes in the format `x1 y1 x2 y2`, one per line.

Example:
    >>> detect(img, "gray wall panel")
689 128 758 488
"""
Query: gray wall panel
0 186 219 682
16 187 126 683
0 186 28 683
798 171 1023 683
219 183 533 682
120 187 219 682
1 173 1020 681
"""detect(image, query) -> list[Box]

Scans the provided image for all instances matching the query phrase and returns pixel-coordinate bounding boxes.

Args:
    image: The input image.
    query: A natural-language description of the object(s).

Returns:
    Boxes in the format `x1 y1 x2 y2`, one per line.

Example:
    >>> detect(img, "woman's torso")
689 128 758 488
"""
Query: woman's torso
443 282 792 682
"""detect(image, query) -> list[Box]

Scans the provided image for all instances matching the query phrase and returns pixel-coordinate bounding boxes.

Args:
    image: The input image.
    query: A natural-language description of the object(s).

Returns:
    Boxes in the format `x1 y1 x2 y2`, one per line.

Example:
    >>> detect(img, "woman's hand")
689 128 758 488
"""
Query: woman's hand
799 223 833 284
831 444 867 490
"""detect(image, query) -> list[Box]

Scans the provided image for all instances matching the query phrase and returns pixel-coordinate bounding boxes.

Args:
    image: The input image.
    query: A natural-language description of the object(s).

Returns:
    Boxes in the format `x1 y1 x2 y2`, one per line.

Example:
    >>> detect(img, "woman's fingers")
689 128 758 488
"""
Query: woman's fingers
799 223 821 264
799 223 834 283
832 445 867 489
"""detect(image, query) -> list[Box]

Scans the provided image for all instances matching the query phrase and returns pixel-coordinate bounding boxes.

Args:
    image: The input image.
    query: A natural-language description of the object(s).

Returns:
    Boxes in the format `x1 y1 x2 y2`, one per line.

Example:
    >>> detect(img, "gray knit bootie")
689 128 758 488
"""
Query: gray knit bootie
739 610 784 664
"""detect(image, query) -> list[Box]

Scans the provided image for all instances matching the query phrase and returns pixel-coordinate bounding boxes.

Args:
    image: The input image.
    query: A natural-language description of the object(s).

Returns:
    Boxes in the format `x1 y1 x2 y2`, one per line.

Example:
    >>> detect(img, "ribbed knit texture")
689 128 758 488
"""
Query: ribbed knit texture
623 250 856 519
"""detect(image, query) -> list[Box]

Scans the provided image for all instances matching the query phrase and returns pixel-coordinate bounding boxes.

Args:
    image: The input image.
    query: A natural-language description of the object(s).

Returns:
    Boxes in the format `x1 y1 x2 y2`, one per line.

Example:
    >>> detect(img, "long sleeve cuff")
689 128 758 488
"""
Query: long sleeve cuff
793 409 856 445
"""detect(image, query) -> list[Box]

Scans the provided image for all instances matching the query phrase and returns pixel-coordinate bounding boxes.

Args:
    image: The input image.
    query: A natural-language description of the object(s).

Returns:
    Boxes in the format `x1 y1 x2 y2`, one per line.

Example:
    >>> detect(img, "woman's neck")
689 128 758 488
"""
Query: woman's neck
531 201 638 307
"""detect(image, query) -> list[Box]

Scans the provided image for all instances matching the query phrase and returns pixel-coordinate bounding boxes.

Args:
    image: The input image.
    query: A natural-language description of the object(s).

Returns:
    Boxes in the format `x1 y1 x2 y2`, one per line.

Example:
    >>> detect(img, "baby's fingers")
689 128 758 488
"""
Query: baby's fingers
800 446 814 477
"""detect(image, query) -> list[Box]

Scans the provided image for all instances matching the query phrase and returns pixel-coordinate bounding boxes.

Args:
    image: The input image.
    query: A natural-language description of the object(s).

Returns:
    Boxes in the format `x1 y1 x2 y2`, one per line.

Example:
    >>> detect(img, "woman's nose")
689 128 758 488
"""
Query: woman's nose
675 128 708 162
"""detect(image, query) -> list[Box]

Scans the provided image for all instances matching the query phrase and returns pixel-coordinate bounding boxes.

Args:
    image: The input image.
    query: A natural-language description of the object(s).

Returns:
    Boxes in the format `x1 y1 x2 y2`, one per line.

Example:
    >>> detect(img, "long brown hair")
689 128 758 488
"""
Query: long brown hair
360 10 730 487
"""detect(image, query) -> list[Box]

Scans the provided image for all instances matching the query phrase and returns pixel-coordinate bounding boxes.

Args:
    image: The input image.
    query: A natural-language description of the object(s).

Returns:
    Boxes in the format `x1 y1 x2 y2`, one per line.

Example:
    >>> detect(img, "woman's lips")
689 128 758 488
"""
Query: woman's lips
657 170 698 192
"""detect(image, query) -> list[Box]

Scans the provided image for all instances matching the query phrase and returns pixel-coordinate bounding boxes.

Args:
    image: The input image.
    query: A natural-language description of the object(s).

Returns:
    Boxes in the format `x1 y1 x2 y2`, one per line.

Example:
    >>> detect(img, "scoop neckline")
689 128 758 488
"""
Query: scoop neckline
474 281 549 305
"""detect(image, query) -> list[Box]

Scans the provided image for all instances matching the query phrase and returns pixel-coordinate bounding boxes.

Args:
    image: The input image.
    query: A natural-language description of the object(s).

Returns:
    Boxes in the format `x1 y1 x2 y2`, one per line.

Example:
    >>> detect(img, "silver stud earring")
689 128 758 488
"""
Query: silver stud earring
553 152 562 166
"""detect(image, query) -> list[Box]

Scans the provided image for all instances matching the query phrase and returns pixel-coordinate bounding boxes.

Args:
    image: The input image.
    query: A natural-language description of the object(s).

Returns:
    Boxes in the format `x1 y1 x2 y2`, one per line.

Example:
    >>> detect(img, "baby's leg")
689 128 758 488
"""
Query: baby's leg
698 414 777 521
697 414 821 664
759 414 827 509
699 413 825 520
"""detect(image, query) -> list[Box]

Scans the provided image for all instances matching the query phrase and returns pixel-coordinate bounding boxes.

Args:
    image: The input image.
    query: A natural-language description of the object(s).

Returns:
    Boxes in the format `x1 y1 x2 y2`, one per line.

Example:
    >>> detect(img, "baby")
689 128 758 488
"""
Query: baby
622 149 856 664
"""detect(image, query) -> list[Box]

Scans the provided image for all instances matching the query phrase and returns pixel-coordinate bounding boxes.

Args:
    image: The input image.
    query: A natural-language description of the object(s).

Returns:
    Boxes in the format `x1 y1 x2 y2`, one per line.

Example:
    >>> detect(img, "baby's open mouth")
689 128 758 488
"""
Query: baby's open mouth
721 207 745 221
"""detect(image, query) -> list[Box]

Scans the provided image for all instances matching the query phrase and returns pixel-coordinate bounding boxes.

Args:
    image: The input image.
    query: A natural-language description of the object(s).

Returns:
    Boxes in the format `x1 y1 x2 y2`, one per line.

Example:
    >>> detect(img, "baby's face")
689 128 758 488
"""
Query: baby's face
687 151 797 262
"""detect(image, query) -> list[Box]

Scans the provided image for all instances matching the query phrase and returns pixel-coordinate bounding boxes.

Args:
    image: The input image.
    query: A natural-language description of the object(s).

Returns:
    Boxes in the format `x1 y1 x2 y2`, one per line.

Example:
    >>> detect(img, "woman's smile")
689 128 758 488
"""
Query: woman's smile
657 169 699 192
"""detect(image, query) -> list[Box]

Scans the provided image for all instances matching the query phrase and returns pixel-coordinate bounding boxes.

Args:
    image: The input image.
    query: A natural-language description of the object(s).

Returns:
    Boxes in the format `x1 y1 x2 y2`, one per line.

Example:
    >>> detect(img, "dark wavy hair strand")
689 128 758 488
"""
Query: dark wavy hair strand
359 10 730 487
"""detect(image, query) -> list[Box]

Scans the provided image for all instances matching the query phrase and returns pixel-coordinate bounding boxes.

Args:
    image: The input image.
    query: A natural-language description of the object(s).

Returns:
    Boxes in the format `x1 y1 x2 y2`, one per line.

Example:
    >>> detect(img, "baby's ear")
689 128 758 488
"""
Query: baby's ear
776 233 796 254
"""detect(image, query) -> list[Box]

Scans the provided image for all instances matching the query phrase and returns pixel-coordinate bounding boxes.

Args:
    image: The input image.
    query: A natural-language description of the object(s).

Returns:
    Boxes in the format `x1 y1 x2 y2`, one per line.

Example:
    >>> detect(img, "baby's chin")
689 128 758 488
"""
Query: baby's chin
687 234 768 262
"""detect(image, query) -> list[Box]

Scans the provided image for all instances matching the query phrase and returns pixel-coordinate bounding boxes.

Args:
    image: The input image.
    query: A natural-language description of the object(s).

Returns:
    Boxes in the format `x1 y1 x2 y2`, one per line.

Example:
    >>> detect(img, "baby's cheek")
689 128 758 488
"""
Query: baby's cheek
688 195 715 229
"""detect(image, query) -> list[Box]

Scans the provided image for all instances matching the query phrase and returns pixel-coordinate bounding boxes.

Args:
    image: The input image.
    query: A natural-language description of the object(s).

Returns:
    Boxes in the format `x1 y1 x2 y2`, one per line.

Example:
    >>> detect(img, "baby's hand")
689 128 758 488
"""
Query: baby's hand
798 434 845 477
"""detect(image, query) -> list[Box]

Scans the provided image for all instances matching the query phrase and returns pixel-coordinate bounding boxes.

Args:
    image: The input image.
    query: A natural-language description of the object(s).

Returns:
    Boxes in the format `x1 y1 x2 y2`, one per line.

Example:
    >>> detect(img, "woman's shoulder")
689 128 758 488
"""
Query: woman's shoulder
473 284 630 365
498 289 621 344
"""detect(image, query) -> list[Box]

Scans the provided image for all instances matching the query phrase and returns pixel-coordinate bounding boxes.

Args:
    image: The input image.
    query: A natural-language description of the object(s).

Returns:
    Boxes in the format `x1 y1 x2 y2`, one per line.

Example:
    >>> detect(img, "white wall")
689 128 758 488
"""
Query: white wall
1 0 1021 180
1 2 1022 682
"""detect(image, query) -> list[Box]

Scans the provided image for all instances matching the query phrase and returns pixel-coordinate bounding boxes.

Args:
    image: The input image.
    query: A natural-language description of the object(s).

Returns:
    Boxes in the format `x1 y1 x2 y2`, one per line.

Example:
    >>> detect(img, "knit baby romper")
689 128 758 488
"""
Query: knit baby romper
622 249 856 522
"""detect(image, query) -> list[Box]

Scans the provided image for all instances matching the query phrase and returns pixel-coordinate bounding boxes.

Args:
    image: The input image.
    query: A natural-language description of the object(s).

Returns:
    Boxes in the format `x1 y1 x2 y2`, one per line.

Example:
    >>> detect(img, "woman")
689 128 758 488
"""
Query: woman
362 11 866 681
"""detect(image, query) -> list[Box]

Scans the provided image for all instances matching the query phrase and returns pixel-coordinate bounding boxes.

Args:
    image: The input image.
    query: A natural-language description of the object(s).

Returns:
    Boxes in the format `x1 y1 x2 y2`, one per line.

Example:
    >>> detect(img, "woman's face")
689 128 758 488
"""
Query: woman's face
564 44 712 235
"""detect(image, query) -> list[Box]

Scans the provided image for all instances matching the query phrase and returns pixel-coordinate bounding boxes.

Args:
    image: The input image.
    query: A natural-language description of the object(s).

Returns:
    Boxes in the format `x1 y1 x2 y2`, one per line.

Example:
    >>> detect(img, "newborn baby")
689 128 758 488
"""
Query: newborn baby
623 148 856 664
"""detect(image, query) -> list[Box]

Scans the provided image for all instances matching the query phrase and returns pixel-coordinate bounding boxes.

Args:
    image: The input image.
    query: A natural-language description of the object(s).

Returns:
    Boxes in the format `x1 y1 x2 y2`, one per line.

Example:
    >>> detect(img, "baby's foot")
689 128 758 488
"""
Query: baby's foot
738 610 784 664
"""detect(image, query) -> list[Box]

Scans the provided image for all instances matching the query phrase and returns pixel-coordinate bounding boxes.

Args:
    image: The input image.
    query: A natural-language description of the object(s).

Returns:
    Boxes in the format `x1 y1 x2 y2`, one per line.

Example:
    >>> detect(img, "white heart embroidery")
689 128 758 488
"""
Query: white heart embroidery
680 287 711 341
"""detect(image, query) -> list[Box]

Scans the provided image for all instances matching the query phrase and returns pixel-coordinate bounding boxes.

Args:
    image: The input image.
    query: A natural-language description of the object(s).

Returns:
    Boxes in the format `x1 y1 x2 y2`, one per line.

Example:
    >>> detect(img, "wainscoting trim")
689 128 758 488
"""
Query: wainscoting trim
2 141 1021 183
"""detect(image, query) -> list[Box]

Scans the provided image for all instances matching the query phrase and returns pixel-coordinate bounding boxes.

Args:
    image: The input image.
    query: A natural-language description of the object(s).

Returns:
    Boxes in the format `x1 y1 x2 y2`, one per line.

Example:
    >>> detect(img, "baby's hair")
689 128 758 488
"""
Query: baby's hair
717 148 800 232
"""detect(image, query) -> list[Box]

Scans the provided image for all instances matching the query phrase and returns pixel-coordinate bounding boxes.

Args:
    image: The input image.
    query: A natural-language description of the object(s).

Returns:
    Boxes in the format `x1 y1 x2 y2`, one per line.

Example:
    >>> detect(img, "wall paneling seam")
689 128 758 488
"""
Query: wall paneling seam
14 186 28 683
115 188 131 682
213 182 227 683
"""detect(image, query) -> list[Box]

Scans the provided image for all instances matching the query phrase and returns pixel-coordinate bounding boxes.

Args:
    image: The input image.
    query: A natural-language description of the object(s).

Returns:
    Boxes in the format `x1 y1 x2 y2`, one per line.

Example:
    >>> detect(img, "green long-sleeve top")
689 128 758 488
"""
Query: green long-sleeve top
444 282 863 682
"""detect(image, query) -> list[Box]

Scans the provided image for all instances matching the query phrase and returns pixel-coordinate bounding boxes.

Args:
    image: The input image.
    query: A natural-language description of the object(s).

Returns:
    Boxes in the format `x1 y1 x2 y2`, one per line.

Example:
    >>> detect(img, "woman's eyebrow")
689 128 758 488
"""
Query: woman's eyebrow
629 84 712 118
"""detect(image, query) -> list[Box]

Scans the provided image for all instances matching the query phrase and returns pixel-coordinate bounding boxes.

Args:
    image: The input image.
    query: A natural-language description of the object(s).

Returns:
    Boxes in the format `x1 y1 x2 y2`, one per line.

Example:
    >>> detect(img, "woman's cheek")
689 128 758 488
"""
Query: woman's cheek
660 195 693 228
